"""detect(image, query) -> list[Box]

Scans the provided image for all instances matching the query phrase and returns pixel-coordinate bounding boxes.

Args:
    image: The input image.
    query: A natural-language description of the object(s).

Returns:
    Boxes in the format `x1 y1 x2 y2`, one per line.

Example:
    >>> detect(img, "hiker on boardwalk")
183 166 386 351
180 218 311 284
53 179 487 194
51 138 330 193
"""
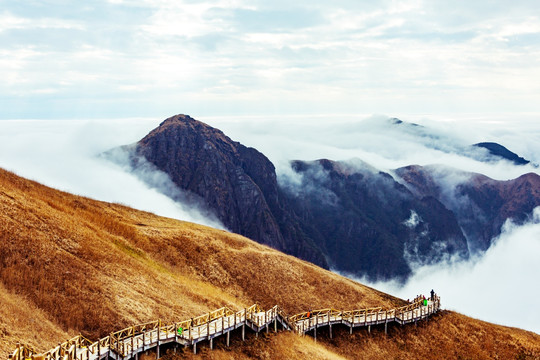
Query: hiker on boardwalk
430 289 435 301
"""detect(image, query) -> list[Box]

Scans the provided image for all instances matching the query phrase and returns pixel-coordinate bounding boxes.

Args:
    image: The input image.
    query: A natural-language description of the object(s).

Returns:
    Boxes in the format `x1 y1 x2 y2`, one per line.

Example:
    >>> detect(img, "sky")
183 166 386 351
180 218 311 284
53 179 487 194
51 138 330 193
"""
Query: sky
2 0 540 119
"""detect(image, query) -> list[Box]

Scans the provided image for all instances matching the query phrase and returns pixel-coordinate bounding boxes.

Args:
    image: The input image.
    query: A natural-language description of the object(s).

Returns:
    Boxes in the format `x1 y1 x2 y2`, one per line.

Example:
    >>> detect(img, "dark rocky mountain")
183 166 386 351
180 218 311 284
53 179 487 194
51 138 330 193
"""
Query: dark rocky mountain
283 159 468 280
132 114 327 268
473 142 530 165
396 165 540 252
115 114 540 281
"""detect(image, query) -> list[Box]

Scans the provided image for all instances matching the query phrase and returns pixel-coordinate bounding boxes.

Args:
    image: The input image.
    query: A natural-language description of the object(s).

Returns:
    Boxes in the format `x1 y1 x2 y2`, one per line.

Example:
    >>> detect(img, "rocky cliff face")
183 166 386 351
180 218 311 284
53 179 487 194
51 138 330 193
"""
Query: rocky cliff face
122 114 540 281
134 115 327 267
396 165 540 252
283 159 469 280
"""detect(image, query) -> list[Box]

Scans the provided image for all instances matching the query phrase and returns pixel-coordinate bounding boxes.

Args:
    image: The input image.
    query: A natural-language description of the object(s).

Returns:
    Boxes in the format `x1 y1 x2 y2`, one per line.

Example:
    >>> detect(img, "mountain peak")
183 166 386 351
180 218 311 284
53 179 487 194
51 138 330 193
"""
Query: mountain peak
156 114 221 134
132 114 328 269
140 114 235 155
158 113 196 127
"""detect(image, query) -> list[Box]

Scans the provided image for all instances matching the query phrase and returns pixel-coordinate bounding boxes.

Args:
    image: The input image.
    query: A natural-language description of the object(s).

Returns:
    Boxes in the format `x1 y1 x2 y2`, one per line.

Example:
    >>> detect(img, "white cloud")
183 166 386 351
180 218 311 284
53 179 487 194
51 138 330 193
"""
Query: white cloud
0 11 85 32
403 210 421 229
200 113 540 181
0 119 224 229
2 1 540 117
363 207 540 334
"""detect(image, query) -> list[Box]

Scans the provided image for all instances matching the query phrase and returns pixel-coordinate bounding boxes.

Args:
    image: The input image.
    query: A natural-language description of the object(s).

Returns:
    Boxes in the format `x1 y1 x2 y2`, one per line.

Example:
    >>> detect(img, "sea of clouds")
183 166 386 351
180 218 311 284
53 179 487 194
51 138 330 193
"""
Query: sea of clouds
0 118 224 229
361 208 540 334
0 113 538 334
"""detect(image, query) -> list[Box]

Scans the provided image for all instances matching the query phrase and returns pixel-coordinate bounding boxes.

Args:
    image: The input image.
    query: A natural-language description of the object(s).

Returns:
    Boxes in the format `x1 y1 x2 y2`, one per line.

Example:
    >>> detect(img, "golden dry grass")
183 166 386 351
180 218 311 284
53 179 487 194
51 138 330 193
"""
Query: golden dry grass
1 167 539 359
0 282 70 357
164 331 348 360
308 310 540 359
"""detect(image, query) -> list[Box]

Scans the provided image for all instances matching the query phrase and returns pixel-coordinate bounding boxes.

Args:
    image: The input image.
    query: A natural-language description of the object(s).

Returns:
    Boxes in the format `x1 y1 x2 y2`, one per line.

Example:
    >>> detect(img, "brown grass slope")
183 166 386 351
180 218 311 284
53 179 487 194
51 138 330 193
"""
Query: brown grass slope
0 167 539 359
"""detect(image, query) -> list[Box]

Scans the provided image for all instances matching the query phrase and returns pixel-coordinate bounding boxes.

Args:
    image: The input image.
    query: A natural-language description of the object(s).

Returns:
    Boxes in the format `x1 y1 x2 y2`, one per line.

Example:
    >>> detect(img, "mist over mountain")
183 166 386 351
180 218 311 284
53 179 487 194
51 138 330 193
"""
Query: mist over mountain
396 165 540 252
387 117 533 166
283 159 468 280
110 114 540 282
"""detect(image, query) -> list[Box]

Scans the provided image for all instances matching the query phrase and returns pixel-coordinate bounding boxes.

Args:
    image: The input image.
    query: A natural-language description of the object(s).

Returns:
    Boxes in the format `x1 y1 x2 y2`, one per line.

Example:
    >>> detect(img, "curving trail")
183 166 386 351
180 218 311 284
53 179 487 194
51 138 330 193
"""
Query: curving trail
9 295 440 359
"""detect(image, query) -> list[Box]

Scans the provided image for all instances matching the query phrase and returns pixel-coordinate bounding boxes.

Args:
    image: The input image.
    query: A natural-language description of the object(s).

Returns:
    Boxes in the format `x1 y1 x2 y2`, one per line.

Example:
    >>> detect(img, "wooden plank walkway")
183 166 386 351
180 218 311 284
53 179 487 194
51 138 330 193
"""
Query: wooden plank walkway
9 295 440 359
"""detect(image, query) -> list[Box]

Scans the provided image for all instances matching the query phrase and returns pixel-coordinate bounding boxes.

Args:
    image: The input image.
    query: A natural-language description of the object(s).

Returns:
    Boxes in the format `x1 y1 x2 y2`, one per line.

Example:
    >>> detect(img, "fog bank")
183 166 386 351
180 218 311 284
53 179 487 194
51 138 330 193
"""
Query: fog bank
0 119 224 229
359 207 540 335
201 113 540 181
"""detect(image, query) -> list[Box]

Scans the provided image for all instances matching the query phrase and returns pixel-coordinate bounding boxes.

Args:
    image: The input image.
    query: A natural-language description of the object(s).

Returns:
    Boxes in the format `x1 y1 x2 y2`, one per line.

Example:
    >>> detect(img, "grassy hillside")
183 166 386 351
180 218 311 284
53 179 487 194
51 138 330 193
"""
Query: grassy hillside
1 168 539 359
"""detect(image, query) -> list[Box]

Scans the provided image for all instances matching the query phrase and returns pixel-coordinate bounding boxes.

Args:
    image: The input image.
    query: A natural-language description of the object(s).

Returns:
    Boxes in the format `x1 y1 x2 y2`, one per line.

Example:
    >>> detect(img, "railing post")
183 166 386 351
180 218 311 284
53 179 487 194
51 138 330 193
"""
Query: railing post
364 310 367 326
157 323 160 359
314 314 318 341
243 308 247 341
242 311 246 342
190 318 194 344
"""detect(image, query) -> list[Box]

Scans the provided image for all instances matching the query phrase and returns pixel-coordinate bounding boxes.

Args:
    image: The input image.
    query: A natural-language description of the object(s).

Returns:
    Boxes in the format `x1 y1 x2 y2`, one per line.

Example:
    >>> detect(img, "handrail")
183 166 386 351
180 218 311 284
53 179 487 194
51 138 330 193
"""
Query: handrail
9 294 441 360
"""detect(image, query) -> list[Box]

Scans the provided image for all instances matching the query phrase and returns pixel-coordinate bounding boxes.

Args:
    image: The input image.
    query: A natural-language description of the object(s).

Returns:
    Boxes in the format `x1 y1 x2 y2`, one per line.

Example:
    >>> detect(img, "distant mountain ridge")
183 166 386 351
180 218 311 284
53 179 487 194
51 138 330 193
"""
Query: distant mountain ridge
284 159 468 279
396 165 540 252
113 114 540 281
473 142 530 165
388 117 533 166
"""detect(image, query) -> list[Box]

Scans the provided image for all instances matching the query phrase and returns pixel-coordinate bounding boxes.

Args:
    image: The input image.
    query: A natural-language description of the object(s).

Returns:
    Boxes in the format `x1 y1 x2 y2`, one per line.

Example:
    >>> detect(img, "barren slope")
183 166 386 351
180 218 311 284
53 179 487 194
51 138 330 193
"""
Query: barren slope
1 168 539 359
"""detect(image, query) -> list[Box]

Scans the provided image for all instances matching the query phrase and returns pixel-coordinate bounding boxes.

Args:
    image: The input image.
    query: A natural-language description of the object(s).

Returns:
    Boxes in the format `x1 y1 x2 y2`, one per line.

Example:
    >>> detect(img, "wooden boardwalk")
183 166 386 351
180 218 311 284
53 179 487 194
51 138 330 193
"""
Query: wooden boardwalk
9 295 440 359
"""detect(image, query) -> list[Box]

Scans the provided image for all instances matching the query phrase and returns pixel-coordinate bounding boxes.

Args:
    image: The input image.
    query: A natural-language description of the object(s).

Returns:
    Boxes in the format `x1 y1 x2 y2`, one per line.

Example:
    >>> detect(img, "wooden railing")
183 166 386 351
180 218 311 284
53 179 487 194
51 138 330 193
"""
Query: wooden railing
9 294 440 359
